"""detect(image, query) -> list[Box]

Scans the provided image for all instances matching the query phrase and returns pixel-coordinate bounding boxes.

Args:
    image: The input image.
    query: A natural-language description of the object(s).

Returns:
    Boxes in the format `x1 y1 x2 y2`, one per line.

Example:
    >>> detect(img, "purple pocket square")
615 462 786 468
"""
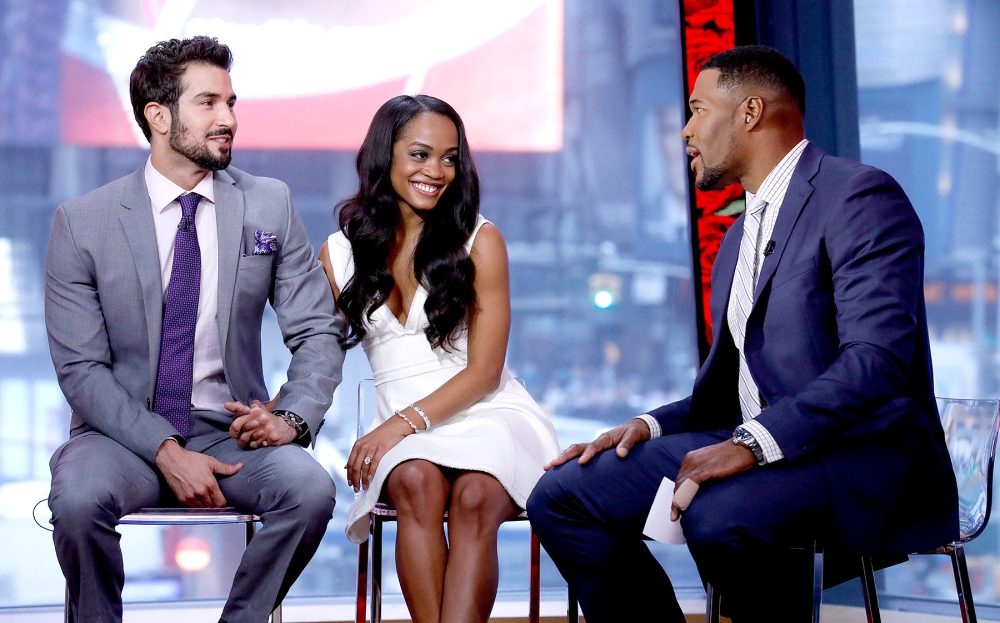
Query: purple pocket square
253 230 279 255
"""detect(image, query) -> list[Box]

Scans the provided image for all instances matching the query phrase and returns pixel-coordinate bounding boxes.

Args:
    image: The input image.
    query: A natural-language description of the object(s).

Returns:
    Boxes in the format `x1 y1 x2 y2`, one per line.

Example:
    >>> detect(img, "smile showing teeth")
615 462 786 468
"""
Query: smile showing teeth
412 182 438 194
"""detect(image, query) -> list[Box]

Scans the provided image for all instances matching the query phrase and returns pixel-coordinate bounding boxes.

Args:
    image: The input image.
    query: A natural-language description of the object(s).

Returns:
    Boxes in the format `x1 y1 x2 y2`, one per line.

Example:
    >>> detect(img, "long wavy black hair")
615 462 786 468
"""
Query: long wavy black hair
336 94 480 350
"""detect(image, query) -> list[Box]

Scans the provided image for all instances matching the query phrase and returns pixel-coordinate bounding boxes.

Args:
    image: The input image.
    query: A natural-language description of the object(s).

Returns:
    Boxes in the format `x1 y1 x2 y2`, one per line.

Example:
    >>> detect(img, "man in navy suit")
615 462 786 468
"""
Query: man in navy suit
527 45 958 623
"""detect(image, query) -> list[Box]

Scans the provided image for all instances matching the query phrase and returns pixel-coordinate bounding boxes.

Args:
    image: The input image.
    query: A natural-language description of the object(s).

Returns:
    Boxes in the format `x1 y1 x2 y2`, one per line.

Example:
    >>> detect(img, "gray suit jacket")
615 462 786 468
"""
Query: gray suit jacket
45 165 345 463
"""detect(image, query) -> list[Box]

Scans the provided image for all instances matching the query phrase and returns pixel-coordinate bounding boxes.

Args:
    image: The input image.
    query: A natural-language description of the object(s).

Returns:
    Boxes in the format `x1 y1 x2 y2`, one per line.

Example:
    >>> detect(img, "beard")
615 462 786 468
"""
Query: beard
694 134 739 191
695 163 727 191
169 115 232 171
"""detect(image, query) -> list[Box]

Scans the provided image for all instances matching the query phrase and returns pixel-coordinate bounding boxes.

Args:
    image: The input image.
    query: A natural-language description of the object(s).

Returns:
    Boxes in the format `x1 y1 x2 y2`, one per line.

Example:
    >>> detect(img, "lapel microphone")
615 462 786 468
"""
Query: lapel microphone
763 240 775 256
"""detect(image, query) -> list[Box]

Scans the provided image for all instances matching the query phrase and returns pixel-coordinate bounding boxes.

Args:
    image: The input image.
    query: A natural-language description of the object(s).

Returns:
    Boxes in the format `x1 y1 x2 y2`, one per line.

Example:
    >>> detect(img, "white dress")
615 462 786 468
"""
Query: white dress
329 216 561 544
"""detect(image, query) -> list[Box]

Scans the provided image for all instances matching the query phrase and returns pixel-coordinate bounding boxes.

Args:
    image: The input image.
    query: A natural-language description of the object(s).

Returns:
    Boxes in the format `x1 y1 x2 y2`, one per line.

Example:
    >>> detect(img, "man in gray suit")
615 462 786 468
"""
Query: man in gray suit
44 36 345 623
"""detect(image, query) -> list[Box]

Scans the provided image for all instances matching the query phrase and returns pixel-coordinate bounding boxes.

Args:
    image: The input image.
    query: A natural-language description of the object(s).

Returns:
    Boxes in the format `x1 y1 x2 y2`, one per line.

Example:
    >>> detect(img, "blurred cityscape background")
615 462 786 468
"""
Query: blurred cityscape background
0 0 998 617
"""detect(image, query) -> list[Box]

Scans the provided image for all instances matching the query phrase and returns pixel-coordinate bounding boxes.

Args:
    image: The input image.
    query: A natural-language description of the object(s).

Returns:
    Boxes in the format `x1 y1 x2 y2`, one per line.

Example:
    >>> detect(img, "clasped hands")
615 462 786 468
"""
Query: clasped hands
224 397 296 449
544 419 757 521
154 396 296 508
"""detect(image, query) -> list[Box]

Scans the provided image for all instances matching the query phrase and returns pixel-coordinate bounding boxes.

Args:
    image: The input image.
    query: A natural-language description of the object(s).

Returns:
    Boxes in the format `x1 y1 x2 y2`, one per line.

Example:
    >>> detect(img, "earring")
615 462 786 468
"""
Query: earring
745 115 752 124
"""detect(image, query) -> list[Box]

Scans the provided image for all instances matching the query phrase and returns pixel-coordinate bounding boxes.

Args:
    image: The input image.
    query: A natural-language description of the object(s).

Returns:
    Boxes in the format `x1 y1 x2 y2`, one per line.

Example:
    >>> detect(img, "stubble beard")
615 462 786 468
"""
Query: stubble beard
169 116 232 171
696 163 726 191
694 134 740 191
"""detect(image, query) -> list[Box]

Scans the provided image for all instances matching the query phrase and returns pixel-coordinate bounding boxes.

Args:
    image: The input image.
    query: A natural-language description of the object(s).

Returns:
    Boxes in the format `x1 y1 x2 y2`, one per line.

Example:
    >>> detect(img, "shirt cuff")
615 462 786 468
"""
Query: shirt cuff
634 414 661 439
740 419 784 463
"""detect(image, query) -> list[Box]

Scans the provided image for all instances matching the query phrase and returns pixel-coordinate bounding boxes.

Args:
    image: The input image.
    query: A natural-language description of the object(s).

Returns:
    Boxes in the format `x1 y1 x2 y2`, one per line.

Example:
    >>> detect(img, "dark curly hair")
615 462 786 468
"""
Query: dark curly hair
337 95 480 350
129 36 233 141
702 45 806 116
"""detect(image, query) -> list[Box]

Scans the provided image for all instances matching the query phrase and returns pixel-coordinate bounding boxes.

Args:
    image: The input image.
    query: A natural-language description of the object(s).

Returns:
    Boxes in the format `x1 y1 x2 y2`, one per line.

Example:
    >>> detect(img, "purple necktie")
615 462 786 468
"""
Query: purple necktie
153 192 202 436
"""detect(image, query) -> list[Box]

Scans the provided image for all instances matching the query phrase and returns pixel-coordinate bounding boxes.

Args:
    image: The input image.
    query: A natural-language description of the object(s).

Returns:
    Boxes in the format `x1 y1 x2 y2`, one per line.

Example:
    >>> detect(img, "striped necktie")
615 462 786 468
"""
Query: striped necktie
728 197 768 420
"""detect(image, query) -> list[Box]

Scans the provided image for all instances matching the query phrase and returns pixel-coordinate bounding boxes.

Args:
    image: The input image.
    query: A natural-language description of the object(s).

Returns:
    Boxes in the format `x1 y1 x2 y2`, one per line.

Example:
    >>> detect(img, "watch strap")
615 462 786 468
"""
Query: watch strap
733 425 766 465
274 409 310 444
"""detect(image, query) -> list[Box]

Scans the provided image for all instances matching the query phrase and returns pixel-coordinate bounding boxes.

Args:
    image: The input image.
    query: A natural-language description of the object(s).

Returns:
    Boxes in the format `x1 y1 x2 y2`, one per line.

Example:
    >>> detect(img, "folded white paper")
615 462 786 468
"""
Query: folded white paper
642 477 687 544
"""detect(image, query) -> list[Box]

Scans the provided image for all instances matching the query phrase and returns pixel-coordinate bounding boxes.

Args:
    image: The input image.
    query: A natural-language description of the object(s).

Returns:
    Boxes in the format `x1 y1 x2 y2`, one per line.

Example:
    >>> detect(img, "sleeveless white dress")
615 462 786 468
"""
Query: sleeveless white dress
329 216 561 544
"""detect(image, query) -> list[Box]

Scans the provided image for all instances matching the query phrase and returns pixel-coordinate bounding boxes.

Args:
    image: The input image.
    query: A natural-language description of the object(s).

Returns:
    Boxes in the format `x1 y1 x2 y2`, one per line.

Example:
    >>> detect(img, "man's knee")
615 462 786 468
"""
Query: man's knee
48 481 119 537
526 468 570 534
273 455 336 521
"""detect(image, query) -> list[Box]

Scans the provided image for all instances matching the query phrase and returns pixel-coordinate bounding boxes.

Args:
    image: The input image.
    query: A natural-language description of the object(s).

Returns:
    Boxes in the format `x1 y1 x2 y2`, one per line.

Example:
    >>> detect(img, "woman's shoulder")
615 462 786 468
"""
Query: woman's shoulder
327 229 350 247
326 229 352 258
323 229 354 283
464 214 496 252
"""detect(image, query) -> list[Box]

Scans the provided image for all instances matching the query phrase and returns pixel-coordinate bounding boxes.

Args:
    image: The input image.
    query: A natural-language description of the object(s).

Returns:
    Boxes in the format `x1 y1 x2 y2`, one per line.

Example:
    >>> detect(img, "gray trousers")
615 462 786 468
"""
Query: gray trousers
48 410 336 623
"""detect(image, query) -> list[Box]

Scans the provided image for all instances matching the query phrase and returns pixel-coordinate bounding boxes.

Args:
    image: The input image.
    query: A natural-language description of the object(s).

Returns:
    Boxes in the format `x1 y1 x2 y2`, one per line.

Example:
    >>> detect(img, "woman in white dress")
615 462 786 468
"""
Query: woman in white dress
318 95 559 623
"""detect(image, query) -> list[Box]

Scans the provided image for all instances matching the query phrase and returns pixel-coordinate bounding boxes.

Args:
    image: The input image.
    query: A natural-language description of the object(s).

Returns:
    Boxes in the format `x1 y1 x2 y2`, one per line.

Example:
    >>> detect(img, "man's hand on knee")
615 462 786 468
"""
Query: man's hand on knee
670 440 756 520
155 439 243 507
544 419 651 469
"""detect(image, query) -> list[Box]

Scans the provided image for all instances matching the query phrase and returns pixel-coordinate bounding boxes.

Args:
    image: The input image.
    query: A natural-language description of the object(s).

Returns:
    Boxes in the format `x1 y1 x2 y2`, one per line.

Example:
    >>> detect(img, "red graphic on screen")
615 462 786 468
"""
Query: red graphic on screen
682 0 741 350
59 1 563 152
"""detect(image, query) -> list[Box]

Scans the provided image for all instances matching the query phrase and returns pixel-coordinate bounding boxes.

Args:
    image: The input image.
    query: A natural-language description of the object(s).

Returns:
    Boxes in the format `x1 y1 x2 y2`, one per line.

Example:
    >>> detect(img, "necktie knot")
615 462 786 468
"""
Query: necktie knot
178 192 201 219
177 193 201 233
748 197 768 216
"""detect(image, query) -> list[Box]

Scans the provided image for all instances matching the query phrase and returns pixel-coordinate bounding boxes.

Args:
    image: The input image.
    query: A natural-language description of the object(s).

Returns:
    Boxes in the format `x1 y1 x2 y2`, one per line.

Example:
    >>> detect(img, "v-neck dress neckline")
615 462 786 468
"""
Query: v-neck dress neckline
381 283 428 334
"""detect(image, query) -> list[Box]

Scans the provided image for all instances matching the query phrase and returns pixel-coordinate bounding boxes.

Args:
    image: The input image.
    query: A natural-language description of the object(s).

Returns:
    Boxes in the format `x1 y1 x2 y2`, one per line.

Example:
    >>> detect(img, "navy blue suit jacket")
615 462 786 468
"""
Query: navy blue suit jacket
650 143 958 556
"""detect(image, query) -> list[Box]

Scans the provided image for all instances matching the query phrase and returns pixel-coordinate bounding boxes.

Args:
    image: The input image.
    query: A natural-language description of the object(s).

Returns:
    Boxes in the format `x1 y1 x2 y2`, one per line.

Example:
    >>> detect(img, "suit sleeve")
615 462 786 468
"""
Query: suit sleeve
646 397 693 435
45 204 179 462
754 168 927 461
269 183 346 443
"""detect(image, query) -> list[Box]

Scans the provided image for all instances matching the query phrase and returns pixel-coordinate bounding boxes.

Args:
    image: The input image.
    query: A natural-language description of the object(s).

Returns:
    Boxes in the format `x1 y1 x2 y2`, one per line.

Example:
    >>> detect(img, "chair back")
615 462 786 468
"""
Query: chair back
937 397 1000 542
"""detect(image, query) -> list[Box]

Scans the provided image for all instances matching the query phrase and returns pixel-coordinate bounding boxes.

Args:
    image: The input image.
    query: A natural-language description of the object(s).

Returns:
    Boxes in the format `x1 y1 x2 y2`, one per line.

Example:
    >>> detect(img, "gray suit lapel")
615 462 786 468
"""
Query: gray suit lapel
215 168 244 359
118 169 164 380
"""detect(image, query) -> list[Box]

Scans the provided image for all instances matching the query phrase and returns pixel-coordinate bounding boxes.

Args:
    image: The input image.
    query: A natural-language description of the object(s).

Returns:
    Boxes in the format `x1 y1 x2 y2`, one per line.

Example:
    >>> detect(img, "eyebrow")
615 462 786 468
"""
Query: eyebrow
191 91 238 103
407 140 458 152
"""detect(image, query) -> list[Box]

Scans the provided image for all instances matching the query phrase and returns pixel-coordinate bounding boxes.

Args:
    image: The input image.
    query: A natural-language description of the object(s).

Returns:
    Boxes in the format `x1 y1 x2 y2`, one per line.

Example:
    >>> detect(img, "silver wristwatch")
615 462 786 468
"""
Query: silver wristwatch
732 426 766 465
274 410 309 444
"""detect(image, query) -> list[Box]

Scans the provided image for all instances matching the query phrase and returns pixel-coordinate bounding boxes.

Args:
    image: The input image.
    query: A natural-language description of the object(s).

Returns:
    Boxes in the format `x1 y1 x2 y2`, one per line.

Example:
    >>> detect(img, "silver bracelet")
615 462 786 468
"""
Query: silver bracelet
394 409 419 434
409 403 431 431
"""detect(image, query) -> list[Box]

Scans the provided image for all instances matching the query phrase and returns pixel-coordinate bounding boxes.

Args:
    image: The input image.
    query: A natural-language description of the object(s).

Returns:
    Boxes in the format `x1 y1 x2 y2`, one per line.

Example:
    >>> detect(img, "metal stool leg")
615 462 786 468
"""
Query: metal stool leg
356 537 369 623
567 585 579 623
706 582 721 623
811 546 824 623
372 516 383 623
860 556 882 623
529 530 540 623
64 586 73 623
952 545 978 623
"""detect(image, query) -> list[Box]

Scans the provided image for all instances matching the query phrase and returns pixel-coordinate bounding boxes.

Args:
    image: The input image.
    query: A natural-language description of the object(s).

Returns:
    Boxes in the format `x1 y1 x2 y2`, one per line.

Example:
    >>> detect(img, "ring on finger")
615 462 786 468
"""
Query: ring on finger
363 456 372 466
